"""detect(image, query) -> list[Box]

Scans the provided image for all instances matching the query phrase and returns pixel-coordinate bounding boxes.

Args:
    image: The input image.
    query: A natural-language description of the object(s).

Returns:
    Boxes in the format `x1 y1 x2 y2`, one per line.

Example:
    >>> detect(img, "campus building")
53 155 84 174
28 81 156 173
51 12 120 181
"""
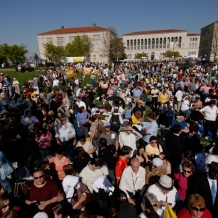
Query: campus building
37 24 110 63
199 20 218 62
122 29 200 60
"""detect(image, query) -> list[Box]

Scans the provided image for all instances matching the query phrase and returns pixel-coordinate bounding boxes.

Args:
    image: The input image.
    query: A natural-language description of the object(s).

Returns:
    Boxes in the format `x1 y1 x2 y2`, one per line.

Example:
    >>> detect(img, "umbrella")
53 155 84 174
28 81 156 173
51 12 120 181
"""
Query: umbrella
106 95 125 104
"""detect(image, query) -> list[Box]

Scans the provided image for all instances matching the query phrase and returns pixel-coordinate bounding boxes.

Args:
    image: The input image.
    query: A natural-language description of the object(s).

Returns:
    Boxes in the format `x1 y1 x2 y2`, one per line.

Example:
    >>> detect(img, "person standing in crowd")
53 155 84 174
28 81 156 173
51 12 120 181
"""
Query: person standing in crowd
119 158 146 206
142 113 158 145
55 115 76 161
151 85 159 111
199 100 218 140
77 106 90 137
132 86 143 103
131 100 146 122
175 87 183 113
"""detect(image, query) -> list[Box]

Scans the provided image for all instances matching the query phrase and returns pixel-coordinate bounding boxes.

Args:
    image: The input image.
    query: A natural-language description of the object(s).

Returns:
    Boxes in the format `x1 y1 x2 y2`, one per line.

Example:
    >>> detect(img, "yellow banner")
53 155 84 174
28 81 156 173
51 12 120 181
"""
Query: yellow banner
164 205 177 218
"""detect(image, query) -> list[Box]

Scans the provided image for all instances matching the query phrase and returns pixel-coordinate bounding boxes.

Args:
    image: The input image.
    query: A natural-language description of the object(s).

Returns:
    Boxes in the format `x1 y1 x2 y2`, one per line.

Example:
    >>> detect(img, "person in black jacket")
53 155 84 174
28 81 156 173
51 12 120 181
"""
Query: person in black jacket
98 138 116 181
49 95 59 117
165 124 184 171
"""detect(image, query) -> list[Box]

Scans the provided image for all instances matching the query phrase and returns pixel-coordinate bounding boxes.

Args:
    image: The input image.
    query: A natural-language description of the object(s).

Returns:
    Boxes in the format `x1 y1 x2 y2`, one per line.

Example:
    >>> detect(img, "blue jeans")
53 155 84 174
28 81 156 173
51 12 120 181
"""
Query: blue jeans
60 139 74 162
91 79 96 87
181 109 190 118
0 177 12 193
92 139 99 155
39 147 52 158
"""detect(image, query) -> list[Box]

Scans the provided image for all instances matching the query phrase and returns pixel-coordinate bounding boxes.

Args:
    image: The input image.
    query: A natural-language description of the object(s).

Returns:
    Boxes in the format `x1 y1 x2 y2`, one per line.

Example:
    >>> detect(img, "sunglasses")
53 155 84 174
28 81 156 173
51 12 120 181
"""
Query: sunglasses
2 203 11 208
191 206 205 212
151 141 157 144
34 175 44 180
183 170 192 173
105 126 110 128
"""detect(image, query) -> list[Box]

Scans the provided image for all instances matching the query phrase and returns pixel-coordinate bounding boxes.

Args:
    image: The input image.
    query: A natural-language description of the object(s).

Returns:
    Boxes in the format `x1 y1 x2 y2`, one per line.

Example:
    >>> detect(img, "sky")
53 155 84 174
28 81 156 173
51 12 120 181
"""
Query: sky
0 0 218 58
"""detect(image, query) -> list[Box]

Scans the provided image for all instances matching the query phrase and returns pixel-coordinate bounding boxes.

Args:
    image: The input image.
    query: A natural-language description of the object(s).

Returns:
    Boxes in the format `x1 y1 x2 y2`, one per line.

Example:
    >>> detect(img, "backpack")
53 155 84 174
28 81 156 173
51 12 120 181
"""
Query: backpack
110 114 120 129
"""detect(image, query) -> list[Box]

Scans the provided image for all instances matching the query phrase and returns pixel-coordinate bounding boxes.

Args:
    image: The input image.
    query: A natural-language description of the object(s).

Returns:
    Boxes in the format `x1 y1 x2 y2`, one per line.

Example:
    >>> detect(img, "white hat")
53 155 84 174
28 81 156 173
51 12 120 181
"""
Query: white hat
33 212 48 218
151 158 163 167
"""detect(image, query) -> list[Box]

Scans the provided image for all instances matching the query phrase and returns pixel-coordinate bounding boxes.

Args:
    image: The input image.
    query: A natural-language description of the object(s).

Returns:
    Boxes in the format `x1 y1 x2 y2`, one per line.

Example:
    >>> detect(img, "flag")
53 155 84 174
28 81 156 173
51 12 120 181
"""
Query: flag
164 204 177 218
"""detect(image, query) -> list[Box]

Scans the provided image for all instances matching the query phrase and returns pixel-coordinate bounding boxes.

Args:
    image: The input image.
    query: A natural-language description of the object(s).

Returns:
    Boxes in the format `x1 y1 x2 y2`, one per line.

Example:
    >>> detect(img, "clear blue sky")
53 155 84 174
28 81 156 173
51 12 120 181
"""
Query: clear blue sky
0 0 217 58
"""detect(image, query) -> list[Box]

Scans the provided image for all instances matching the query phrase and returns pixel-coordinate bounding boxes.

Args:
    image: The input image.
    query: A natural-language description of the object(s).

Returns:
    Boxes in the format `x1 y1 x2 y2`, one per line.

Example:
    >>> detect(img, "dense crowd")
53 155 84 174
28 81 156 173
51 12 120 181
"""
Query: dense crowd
0 61 217 218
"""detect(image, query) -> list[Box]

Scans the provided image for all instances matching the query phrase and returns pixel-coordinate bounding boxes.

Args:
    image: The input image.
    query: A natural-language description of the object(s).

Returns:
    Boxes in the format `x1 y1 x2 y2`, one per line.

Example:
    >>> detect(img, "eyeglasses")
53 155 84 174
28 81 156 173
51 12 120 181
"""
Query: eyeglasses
151 141 157 144
34 175 44 180
191 206 205 212
2 203 11 208
183 170 192 173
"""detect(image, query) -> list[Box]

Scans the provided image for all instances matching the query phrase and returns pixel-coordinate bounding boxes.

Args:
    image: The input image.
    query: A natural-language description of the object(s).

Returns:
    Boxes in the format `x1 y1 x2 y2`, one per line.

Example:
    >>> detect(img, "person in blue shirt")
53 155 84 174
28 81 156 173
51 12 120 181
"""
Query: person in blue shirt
171 115 189 133
124 105 132 119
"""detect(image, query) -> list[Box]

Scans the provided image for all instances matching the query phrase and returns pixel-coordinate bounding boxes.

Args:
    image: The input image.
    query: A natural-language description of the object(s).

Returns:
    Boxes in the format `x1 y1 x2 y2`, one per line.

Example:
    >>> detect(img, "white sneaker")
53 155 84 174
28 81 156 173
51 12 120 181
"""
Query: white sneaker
205 136 208 140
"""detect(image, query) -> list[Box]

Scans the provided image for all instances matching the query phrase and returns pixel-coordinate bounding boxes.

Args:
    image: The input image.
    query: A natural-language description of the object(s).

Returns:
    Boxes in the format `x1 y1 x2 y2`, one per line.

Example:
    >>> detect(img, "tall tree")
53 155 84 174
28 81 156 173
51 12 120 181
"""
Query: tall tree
34 53 39 60
44 42 65 63
102 27 126 63
65 35 93 60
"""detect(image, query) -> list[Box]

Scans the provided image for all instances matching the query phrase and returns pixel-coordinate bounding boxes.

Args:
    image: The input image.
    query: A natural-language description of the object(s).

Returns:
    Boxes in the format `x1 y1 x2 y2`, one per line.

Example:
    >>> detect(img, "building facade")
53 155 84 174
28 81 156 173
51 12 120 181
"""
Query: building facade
199 20 218 62
122 29 200 60
37 25 110 63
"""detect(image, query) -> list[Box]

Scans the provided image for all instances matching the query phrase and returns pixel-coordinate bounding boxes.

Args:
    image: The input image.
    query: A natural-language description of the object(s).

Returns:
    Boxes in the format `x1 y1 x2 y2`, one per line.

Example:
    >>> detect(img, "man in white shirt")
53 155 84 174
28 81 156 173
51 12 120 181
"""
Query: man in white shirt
119 158 146 205
120 125 142 155
199 100 218 140
55 116 76 161
175 87 183 113
146 175 181 209
76 97 86 111
79 158 109 193
53 78 59 92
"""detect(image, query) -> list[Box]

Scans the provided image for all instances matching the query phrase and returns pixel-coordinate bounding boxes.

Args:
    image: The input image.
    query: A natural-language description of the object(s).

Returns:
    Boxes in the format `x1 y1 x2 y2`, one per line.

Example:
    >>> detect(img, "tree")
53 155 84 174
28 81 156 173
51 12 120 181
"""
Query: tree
135 52 148 59
0 43 28 64
163 50 181 58
34 53 39 60
102 27 126 63
65 35 93 60
211 26 218 61
44 42 65 63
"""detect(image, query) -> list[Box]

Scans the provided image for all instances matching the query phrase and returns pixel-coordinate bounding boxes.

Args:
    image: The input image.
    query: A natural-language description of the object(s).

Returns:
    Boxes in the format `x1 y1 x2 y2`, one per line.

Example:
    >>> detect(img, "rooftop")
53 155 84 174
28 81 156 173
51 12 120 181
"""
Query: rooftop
123 29 187 36
38 25 108 35
187 33 200 36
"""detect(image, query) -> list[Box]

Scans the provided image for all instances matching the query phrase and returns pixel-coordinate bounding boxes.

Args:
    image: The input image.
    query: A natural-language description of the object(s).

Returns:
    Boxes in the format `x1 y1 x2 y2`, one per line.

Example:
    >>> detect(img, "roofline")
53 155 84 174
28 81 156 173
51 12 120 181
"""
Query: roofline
187 33 200 36
123 29 187 36
200 20 218 30
37 26 109 36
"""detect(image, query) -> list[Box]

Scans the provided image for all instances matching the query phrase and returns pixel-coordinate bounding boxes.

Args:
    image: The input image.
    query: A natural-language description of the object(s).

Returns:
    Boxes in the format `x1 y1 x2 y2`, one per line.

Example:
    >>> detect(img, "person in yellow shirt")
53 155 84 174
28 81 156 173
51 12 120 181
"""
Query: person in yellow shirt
145 136 163 159
131 111 142 126
158 90 168 104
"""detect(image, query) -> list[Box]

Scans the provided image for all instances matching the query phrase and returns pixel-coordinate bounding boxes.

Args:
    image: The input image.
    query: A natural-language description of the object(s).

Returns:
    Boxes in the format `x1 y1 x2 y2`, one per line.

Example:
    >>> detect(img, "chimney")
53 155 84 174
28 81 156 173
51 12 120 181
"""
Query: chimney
92 23 96 27
60 26 64 29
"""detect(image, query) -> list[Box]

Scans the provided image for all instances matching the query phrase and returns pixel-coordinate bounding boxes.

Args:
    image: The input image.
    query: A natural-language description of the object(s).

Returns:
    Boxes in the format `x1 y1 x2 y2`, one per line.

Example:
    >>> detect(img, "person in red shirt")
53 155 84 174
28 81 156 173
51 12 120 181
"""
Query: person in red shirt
115 146 132 185
177 194 212 218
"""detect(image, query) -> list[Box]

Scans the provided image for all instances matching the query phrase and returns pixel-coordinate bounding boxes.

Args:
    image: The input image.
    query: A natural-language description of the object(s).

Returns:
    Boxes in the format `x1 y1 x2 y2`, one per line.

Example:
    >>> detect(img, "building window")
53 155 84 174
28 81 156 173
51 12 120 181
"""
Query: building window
145 39 147 49
194 51 196 55
127 40 129 50
171 37 174 42
57 37 65 46
93 35 101 51
69 36 75 43
190 38 192 41
148 39 151 49
178 37 182 48
192 43 194 48
138 39 140 50
134 40 136 50
195 43 197 48
167 37 170 48
93 55 96 61
152 38 155 49
130 40 133 50
159 38 162 49
156 38 159 49
163 38 166 49
46 37 53 43
141 39 143 49
99 54 103 59
189 43 191 48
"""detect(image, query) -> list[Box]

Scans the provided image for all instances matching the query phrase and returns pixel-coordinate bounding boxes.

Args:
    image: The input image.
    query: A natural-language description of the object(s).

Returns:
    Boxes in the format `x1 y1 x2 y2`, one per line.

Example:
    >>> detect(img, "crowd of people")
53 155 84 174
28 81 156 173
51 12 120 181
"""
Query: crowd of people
0 60 217 218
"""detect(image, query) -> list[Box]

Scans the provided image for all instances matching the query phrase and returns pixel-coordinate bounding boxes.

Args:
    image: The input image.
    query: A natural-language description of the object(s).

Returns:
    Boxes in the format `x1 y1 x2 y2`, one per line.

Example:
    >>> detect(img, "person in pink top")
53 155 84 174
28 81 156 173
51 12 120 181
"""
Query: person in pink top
35 126 52 158
173 161 194 200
